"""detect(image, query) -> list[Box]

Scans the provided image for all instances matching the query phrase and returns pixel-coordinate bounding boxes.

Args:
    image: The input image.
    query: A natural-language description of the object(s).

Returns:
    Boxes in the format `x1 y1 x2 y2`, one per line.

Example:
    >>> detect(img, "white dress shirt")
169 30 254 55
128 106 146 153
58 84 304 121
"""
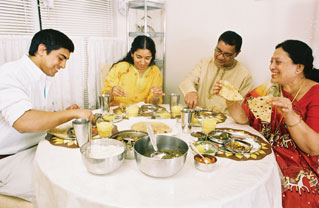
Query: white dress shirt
0 55 52 155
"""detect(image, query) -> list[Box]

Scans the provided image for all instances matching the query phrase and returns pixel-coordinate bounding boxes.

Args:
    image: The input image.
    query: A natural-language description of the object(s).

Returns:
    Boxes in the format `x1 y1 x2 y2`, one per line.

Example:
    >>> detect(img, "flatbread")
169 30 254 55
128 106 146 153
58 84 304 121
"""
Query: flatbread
219 80 243 101
47 125 71 139
131 122 172 134
247 95 273 123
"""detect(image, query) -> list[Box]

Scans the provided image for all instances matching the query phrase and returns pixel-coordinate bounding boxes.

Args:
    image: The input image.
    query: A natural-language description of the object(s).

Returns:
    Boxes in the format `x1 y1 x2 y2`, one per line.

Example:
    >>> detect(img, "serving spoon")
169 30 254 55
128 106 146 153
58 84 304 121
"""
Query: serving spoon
190 142 211 164
146 124 166 159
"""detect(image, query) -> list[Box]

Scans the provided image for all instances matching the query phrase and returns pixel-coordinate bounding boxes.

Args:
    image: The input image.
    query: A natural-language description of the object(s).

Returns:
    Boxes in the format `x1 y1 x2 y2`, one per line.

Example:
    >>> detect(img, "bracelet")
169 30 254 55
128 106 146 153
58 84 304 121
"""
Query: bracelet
286 115 302 127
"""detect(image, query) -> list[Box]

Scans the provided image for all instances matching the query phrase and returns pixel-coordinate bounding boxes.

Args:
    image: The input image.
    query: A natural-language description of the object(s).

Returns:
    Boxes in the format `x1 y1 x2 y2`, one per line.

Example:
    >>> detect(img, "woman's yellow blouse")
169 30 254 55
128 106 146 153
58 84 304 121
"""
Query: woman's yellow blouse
101 62 163 104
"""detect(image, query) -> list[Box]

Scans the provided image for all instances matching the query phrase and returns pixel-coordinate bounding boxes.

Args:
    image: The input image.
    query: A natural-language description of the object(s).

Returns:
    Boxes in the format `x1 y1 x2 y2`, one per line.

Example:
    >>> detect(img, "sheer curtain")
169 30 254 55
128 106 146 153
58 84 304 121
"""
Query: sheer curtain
46 37 87 111
87 37 126 109
0 35 32 64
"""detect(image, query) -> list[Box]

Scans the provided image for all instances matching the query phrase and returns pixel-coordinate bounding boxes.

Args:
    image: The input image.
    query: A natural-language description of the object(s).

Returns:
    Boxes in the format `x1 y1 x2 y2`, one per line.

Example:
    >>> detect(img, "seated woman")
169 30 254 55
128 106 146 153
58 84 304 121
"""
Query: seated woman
214 40 319 207
101 35 164 106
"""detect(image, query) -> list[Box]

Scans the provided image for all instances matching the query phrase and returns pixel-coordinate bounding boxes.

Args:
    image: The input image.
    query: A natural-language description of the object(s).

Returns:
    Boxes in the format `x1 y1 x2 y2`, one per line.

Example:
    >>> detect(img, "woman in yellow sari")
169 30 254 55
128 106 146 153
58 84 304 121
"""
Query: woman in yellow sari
101 35 164 106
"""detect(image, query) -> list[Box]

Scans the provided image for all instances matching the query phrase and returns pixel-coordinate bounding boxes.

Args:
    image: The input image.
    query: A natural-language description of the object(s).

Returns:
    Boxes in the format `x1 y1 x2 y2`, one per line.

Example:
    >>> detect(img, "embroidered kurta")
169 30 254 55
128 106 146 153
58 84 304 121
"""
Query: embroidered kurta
242 82 319 208
101 62 163 105
179 57 253 114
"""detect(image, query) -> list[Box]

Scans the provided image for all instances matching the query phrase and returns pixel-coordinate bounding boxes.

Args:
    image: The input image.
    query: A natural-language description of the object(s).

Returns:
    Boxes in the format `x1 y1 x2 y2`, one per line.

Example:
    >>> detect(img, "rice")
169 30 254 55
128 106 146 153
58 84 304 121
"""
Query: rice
87 144 124 159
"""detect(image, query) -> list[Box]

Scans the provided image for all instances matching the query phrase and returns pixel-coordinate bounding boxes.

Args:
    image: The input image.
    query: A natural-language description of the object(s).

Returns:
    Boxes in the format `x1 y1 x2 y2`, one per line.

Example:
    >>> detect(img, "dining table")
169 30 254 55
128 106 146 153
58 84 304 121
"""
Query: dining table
33 105 282 208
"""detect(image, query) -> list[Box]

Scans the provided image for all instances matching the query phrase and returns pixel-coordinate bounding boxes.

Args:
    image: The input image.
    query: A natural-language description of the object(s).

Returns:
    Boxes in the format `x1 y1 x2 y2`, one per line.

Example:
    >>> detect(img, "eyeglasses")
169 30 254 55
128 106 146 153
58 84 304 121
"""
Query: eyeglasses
214 47 236 58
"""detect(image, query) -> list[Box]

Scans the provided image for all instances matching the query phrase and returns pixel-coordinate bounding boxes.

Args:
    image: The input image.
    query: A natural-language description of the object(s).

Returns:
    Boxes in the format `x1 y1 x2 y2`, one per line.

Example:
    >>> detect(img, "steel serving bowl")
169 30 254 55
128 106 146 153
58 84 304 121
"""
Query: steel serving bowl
80 138 126 175
134 135 188 178
194 154 217 172
110 130 148 159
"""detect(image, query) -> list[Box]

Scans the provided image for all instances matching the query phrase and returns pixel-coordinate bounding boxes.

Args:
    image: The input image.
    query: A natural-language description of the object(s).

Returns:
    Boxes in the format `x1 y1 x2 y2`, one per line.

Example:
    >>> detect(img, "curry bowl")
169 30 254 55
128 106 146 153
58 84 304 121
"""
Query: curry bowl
194 154 217 172
134 135 188 177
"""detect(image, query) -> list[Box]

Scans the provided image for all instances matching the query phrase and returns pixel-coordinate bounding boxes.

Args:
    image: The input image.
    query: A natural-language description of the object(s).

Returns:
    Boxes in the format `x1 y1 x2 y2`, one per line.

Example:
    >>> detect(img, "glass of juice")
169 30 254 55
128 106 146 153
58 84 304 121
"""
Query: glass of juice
96 121 113 138
202 117 217 134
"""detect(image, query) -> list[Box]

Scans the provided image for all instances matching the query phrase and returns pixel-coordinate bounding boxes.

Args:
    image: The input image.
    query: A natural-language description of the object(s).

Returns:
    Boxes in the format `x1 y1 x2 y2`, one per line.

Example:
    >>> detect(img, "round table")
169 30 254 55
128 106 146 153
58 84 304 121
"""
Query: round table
33 116 282 208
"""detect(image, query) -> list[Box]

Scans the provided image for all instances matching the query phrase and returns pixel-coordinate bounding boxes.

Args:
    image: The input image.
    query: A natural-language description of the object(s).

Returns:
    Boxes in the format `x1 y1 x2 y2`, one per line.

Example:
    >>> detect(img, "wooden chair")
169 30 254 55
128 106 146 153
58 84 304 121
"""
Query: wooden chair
0 194 33 208
100 63 112 88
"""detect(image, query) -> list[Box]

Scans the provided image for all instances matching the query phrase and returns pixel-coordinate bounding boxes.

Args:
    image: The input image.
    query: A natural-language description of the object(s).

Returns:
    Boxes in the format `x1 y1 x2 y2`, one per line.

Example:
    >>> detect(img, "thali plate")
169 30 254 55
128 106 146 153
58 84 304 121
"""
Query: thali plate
208 128 262 154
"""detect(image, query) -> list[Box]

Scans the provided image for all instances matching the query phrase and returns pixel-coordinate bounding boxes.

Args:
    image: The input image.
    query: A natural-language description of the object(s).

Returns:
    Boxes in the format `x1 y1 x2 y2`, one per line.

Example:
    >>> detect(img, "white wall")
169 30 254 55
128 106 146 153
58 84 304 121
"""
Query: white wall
115 0 319 103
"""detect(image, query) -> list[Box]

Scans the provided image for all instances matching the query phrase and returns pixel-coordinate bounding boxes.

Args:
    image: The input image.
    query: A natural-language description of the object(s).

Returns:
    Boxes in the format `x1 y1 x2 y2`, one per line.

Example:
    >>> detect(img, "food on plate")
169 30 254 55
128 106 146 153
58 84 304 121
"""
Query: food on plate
191 141 219 155
219 80 243 101
247 95 273 123
47 126 70 139
224 139 252 153
131 121 172 134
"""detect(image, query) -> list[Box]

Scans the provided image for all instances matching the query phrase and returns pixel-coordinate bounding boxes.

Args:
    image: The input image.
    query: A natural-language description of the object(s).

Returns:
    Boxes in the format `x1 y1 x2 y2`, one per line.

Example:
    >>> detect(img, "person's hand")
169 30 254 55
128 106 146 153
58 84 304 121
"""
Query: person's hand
151 86 165 99
112 86 126 97
66 104 80 110
212 80 223 95
185 92 198 109
75 109 95 123
271 97 294 116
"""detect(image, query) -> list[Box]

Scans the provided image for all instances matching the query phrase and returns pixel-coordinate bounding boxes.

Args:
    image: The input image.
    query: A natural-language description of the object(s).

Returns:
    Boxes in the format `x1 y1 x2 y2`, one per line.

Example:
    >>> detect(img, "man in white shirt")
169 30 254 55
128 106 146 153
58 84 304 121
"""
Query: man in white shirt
179 31 254 114
0 29 94 202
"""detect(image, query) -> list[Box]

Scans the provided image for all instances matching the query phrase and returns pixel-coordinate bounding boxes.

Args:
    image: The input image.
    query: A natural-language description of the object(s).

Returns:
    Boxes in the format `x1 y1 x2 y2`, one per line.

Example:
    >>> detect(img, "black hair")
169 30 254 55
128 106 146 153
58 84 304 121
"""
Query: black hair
28 29 74 56
218 31 242 52
276 40 319 82
114 35 156 66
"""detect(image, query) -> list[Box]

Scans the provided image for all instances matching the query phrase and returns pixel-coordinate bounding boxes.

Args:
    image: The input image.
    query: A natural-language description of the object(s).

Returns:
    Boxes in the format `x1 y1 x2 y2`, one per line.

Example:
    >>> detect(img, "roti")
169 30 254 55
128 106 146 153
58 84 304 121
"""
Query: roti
47 126 71 139
247 95 273 123
131 122 172 134
219 80 243 101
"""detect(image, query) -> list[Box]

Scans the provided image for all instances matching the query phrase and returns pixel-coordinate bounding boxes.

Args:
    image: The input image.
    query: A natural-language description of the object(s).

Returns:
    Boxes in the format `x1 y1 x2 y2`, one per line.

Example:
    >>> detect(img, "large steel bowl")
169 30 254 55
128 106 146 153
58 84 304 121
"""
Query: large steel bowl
134 135 188 177
80 138 126 175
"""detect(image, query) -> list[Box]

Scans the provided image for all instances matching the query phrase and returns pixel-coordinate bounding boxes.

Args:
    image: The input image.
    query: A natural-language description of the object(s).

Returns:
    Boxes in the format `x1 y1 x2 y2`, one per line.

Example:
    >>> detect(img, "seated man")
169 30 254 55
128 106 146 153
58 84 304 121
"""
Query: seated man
0 29 94 202
179 30 254 114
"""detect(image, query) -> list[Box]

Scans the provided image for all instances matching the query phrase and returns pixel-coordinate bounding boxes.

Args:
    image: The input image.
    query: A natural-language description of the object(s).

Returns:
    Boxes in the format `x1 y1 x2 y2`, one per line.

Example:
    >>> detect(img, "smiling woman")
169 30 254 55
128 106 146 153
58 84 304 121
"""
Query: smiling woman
101 35 165 105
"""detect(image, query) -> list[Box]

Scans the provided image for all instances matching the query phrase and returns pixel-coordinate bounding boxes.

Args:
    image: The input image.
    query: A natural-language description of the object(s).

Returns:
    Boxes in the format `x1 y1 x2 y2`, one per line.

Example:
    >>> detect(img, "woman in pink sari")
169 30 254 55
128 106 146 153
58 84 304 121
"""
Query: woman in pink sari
214 40 319 207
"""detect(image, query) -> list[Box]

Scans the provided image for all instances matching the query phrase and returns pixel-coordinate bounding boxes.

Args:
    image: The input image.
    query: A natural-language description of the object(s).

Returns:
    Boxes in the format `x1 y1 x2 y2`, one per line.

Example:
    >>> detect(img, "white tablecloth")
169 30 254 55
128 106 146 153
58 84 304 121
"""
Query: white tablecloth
33 115 282 208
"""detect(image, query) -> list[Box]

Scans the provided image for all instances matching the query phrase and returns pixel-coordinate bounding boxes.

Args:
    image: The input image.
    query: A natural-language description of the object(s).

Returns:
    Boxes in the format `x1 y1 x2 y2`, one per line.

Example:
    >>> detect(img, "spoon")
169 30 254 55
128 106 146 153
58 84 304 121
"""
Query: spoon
146 124 166 159
190 142 211 164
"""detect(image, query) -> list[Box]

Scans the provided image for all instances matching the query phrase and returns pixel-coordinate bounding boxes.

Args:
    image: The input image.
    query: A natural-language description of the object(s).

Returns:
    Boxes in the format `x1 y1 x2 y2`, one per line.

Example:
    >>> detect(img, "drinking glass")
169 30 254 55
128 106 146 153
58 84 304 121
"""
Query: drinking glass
202 117 217 134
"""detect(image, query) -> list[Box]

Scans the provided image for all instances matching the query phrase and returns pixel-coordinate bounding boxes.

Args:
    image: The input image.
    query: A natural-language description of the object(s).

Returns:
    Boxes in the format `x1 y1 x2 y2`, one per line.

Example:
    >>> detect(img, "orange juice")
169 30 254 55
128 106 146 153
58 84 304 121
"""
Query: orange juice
96 121 112 138
202 118 217 134
171 104 184 118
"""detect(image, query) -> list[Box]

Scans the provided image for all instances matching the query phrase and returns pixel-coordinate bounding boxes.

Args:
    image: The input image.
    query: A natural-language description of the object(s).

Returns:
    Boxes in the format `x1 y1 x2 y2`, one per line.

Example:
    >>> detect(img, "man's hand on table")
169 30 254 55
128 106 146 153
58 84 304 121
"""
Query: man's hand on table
185 91 198 109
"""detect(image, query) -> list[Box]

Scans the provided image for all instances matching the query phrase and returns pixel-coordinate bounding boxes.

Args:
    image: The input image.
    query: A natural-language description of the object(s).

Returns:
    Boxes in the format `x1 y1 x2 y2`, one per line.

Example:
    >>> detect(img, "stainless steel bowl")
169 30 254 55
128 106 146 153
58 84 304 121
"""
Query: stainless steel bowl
194 154 217 172
134 135 188 178
80 138 126 175
110 130 148 159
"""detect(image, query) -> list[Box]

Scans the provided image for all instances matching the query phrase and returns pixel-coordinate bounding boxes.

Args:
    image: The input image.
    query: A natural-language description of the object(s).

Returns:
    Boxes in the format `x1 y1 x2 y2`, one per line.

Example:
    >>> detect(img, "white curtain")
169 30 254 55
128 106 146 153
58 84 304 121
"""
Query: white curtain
0 35 32 64
87 37 126 109
46 37 87 111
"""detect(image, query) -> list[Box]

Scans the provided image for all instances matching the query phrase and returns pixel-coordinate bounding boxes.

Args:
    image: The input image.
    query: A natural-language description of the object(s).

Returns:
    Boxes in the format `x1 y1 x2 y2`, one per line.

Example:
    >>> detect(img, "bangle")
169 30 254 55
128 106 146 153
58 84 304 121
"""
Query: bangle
286 115 302 127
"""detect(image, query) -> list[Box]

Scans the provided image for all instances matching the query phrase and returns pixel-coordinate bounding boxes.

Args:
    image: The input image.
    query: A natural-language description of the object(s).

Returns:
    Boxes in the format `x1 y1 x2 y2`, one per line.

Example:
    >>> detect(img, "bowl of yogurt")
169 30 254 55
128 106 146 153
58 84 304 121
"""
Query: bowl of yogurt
80 138 126 175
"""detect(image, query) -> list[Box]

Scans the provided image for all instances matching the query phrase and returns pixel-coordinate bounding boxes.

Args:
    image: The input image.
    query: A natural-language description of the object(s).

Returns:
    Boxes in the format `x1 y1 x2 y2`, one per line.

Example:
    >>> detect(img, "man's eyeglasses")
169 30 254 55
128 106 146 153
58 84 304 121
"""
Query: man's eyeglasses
215 47 236 58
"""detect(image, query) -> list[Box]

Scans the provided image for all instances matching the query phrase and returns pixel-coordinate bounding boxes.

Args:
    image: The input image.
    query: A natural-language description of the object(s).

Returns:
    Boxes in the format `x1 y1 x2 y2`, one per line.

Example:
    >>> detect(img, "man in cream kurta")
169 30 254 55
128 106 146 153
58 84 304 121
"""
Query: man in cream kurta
179 31 253 114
